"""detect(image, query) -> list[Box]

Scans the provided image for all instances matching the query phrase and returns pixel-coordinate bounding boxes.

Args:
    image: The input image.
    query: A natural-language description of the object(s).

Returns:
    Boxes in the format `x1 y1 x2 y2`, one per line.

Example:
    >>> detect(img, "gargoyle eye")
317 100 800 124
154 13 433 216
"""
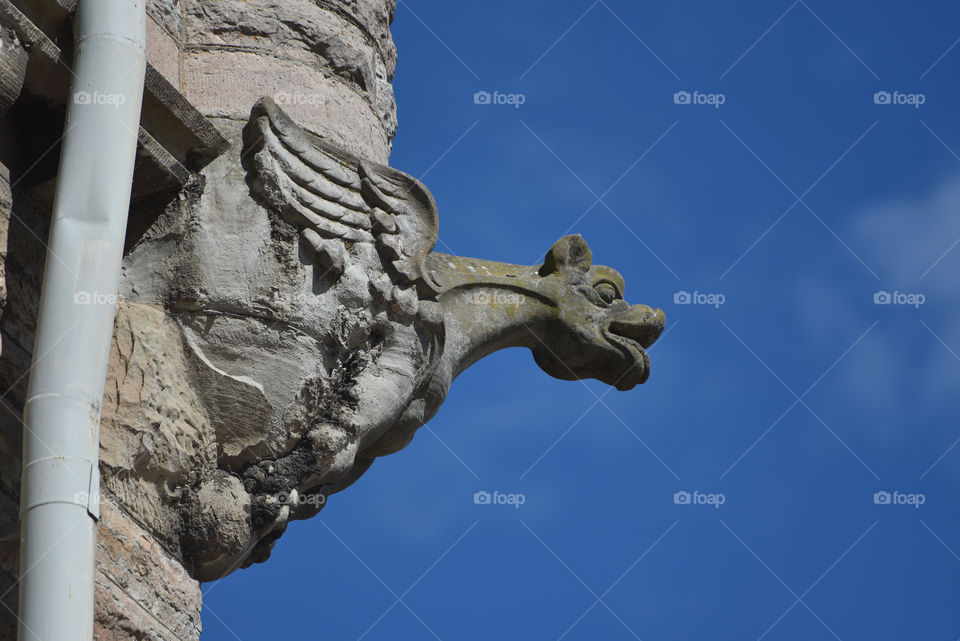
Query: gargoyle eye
594 281 620 305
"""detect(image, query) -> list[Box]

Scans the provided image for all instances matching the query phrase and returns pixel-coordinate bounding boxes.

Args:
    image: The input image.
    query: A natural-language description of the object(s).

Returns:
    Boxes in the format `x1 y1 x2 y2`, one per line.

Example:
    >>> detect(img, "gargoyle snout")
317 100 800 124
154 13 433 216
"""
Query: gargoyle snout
608 305 665 349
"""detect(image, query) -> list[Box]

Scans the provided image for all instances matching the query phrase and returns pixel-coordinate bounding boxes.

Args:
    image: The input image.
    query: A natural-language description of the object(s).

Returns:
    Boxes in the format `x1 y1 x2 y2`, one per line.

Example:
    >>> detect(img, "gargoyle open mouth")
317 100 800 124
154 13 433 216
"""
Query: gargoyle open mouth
604 329 652 389
604 309 665 390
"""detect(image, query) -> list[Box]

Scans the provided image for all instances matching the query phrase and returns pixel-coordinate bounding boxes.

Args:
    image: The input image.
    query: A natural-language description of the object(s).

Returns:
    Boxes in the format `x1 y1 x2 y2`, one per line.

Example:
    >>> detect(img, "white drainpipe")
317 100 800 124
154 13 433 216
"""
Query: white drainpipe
17 1 145 640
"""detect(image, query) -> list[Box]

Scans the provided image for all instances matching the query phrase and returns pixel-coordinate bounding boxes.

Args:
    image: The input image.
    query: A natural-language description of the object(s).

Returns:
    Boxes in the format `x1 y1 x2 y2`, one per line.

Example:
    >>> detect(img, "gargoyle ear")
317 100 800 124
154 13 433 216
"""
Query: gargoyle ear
540 235 593 276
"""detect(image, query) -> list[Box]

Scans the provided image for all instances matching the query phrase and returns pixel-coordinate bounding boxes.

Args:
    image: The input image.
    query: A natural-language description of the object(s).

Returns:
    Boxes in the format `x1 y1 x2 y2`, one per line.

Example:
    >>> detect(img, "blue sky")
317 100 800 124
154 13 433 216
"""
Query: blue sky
203 1 960 639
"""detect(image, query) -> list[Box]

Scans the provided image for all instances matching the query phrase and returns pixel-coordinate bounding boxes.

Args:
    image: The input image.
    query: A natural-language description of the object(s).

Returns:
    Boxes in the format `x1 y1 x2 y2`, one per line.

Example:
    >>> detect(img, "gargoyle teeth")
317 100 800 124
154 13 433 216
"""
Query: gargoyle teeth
606 331 647 356
604 331 652 386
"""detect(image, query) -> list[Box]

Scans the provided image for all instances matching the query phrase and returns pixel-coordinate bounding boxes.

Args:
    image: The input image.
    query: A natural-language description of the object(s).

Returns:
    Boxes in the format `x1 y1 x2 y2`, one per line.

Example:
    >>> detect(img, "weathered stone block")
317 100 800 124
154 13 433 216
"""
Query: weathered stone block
100 302 218 553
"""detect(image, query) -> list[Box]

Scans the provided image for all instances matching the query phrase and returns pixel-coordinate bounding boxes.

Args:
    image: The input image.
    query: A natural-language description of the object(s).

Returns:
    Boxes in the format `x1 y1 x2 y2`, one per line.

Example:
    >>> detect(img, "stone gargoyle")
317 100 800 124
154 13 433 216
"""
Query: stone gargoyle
108 98 665 580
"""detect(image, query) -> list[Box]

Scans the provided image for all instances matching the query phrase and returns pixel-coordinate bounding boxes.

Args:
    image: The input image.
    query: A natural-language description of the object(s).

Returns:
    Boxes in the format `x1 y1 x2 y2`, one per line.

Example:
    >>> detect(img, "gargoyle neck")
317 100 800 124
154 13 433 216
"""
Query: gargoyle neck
426 252 557 380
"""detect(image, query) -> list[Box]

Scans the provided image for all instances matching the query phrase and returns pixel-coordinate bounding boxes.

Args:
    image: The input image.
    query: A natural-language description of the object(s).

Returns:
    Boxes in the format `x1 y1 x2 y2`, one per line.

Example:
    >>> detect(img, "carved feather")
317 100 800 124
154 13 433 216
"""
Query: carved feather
243 98 443 305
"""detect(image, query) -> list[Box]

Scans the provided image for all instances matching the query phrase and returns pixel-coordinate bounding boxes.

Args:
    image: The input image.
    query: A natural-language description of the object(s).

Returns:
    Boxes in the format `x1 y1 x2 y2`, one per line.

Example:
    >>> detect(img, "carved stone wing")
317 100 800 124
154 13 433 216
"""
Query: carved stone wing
243 98 442 303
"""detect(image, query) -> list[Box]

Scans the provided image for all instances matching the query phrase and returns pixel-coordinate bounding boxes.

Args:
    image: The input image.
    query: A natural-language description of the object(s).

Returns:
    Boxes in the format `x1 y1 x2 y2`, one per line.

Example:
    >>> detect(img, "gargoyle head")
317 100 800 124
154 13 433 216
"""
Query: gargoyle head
531 235 665 390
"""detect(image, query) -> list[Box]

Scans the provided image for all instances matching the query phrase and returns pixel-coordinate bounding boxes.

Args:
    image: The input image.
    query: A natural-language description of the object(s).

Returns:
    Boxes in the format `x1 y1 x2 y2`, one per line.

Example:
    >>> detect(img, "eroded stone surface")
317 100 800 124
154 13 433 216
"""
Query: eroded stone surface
100 302 217 551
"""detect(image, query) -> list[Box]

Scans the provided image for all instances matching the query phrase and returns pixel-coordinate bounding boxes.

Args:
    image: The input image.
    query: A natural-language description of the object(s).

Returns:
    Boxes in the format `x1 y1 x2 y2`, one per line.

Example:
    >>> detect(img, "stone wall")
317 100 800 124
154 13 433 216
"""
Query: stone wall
149 0 398 161
0 1 399 639
0 161 44 641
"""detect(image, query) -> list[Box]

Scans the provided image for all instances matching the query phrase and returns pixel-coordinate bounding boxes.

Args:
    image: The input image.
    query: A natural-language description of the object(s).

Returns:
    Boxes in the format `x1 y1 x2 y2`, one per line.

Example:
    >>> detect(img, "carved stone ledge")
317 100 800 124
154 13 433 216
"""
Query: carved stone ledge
0 0 60 62
135 127 191 194
142 63 230 169
0 27 28 118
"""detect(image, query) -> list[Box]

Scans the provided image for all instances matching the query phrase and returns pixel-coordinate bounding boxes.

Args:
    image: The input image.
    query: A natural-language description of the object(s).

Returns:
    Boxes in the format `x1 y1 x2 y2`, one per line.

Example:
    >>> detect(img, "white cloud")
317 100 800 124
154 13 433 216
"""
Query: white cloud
825 174 960 472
